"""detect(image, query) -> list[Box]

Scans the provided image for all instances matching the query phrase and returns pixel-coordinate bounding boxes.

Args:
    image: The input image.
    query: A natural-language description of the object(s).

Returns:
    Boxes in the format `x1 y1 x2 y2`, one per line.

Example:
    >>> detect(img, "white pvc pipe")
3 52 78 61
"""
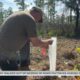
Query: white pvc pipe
48 37 57 71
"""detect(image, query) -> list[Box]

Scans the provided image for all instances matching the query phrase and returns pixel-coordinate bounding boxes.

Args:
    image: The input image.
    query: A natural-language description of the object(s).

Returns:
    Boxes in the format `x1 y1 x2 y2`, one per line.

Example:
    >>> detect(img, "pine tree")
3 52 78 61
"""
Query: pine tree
14 0 27 11
0 2 3 25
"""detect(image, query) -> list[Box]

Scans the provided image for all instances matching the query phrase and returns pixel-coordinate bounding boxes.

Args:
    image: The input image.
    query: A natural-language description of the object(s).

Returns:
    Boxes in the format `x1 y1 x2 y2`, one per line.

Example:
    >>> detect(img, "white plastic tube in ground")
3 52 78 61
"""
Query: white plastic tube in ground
48 37 57 71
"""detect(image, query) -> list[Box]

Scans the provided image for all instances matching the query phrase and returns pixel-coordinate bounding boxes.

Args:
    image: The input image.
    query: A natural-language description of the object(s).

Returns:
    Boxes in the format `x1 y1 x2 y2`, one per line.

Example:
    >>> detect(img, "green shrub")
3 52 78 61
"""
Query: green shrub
48 30 57 37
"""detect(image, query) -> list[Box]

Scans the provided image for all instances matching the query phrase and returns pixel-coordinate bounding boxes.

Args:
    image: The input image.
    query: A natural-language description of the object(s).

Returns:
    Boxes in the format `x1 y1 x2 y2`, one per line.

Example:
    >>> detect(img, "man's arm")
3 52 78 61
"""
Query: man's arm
30 37 53 49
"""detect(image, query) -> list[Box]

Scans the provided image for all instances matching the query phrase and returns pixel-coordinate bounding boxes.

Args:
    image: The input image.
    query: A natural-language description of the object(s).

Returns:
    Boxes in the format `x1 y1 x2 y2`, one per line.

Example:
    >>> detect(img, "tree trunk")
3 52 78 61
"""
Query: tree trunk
70 8 72 23
22 0 25 10
75 4 80 37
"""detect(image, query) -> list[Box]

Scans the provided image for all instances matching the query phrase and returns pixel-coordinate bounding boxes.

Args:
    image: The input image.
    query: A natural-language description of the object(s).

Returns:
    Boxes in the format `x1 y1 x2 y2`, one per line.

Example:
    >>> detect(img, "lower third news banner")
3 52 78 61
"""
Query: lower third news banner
0 71 80 76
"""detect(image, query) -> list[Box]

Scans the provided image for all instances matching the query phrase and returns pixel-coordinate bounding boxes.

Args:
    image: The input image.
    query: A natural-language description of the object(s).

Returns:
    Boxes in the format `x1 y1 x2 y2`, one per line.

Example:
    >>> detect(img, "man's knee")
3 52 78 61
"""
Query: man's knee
0 60 18 70
0 76 26 80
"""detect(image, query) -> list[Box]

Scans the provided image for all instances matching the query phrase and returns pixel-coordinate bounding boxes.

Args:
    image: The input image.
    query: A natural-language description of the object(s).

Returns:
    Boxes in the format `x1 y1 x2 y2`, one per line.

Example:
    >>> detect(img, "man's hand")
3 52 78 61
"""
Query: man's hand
29 37 53 49
41 39 53 48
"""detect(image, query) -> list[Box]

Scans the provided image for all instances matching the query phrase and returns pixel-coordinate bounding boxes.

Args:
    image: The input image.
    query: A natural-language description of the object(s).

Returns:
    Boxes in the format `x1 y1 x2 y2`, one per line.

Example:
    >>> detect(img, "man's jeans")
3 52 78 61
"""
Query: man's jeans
19 43 30 69
0 59 25 80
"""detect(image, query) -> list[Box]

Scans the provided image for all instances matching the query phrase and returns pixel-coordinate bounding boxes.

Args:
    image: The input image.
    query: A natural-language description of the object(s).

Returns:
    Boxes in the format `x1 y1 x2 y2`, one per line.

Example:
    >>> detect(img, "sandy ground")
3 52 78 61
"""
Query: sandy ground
29 37 80 71
27 37 80 80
